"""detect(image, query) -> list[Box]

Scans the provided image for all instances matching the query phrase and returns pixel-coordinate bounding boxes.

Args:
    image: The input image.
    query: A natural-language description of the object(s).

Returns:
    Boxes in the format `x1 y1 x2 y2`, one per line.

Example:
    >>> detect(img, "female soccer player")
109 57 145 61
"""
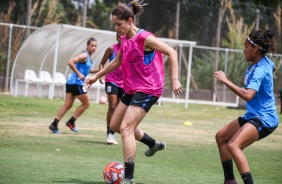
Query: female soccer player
214 29 279 184
49 37 98 134
85 0 182 183
99 33 124 145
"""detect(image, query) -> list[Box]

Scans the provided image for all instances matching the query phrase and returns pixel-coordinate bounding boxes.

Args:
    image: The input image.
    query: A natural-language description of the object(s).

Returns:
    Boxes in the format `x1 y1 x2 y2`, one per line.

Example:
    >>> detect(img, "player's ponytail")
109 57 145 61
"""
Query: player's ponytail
248 29 275 55
112 0 147 21
128 0 147 16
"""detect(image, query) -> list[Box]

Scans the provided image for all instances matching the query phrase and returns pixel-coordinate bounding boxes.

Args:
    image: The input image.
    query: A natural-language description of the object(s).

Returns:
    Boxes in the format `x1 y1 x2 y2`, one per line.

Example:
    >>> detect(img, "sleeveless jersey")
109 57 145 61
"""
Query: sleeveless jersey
67 50 92 85
120 30 165 97
105 44 123 87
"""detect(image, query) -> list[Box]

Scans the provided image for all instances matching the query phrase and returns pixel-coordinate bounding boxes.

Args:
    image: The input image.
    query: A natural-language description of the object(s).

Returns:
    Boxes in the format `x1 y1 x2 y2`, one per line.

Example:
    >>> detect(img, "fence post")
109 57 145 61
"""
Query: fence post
5 24 13 94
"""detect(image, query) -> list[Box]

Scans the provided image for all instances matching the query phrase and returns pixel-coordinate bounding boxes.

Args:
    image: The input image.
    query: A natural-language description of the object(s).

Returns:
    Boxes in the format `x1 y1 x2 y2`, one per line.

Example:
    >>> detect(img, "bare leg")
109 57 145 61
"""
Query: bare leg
120 105 146 162
109 102 127 133
72 93 90 119
216 119 259 184
55 93 75 120
107 94 119 127
227 123 258 174
106 94 119 144
110 102 145 140
215 119 241 161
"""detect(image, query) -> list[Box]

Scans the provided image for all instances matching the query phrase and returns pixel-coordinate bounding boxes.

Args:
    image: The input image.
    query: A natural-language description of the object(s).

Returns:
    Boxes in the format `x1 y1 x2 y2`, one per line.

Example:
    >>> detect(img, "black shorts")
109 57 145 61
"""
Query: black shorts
105 82 125 98
238 117 277 140
121 92 159 112
66 83 86 96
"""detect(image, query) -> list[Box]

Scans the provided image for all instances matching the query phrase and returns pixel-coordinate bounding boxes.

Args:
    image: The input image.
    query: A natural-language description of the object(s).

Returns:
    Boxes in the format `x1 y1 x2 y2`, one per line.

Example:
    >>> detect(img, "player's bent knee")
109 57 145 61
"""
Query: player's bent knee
215 131 222 143
110 124 120 133
226 141 238 153
119 124 134 136
85 103 90 108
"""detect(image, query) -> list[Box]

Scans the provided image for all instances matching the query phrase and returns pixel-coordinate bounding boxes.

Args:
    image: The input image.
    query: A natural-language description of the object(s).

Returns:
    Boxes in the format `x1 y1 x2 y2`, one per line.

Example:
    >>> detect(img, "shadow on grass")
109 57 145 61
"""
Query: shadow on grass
52 178 104 184
52 179 144 184
77 140 108 145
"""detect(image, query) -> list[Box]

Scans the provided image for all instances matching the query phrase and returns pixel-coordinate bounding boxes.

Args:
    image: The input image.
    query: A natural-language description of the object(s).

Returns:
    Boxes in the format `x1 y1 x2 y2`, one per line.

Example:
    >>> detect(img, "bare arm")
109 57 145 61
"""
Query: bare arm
145 35 182 95
99 46 114 70
85 52 122 87
98 46 113 83
214 71 256 101
89 68 99 73
68 52 87 80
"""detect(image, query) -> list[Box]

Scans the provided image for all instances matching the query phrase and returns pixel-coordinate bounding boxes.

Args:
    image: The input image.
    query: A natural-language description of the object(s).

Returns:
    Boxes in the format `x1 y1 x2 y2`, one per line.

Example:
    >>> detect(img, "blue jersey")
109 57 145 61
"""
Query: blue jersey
242 56 279 128
67 50 92 85
108 48 116 62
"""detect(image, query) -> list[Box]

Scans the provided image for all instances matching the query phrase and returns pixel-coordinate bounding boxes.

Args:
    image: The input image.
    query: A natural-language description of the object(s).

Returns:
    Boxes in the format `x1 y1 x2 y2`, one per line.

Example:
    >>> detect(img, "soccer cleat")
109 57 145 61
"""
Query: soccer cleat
145 141 166 157
66 121 78 132
106 133 118 145
49 124 61 134
224 178 238 184
120 178 135 184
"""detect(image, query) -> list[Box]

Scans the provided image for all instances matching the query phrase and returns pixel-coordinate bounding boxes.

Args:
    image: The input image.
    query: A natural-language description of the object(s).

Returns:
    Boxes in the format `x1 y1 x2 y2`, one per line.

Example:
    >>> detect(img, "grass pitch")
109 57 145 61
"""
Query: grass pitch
0 95 281 183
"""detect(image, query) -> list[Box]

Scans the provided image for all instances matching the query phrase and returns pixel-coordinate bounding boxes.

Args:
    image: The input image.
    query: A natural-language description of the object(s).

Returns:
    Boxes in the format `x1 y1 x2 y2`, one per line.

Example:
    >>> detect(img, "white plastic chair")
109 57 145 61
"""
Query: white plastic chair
90 80 105 103
54 72 67 99
54 72 66 85
39 71 53 84
39 71 53 98
15 69 43 97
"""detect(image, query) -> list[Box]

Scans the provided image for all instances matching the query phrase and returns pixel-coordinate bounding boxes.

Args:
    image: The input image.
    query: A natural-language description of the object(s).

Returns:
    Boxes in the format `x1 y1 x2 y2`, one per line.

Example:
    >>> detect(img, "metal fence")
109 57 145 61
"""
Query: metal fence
1 23 282 108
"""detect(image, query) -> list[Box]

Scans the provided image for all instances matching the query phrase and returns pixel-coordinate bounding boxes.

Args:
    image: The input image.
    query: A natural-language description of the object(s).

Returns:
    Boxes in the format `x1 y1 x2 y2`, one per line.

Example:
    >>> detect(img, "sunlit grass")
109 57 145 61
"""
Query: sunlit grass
0 95 281 183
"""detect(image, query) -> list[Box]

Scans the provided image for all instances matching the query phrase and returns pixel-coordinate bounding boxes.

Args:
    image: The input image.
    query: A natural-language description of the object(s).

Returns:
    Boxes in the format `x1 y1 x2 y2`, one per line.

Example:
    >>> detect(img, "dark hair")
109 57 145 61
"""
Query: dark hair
248 29 275 55
87 37 97 45
116 32 120 38
111 0 147 21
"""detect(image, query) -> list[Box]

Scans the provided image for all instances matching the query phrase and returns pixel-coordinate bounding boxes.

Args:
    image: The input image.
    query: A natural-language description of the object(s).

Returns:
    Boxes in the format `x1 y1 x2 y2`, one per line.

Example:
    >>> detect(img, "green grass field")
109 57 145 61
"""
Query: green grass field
0 95 282 184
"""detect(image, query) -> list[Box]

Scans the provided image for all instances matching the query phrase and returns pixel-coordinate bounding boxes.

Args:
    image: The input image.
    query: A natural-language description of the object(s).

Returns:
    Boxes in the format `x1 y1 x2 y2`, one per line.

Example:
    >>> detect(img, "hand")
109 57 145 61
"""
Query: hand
214 71 227 83
172 80 182 96
99 77 105 84
78 73 85 80
84 75 98 88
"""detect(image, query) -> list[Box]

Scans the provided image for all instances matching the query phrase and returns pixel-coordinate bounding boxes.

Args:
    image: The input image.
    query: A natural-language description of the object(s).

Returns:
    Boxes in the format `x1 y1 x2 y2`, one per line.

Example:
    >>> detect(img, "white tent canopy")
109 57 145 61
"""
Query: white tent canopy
11 24 196 102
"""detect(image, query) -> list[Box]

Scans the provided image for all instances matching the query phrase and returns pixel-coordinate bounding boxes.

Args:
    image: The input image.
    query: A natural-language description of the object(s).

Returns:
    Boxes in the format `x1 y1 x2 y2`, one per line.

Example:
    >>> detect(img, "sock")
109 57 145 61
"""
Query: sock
107 126 115 134
68 116 76 124
124 162 134 179
222 160 235 180
52 118 59 126
139 133 155 148
241 172 254 184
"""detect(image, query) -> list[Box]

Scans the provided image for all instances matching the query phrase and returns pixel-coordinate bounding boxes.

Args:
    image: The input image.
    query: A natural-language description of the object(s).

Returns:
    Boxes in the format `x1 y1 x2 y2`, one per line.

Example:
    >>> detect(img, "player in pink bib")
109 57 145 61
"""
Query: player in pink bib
85 1 182 183
120 29 165 97
99 33 124 145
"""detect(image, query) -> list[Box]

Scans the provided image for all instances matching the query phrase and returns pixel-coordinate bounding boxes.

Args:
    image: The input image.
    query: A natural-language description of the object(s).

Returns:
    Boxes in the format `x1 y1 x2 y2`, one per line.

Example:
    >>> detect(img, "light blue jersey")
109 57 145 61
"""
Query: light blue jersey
67 50 92 85
242 56 279 128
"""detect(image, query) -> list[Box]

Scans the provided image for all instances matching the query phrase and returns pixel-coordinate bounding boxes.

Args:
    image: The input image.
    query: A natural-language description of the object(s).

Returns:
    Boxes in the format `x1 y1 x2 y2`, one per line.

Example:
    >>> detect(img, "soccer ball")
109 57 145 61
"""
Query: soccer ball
99 96 107 104
103 161 125 184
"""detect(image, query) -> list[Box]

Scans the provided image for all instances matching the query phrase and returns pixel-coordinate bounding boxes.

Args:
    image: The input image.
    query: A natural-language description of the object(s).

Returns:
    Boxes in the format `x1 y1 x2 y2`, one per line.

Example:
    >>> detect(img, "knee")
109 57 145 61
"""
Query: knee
119 123 133 136
227 141 238 153
215 131 222 144
119 124 128 134
110 123 119 133
82 102 90 109
215 131 226 145
84 103 90 109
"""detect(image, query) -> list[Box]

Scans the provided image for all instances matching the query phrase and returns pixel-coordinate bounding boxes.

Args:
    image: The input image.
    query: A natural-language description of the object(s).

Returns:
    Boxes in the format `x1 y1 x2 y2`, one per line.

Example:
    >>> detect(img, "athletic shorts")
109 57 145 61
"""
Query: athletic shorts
105 82 125 98
66 83 86 96
121 92 159 112
238 117 277 140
